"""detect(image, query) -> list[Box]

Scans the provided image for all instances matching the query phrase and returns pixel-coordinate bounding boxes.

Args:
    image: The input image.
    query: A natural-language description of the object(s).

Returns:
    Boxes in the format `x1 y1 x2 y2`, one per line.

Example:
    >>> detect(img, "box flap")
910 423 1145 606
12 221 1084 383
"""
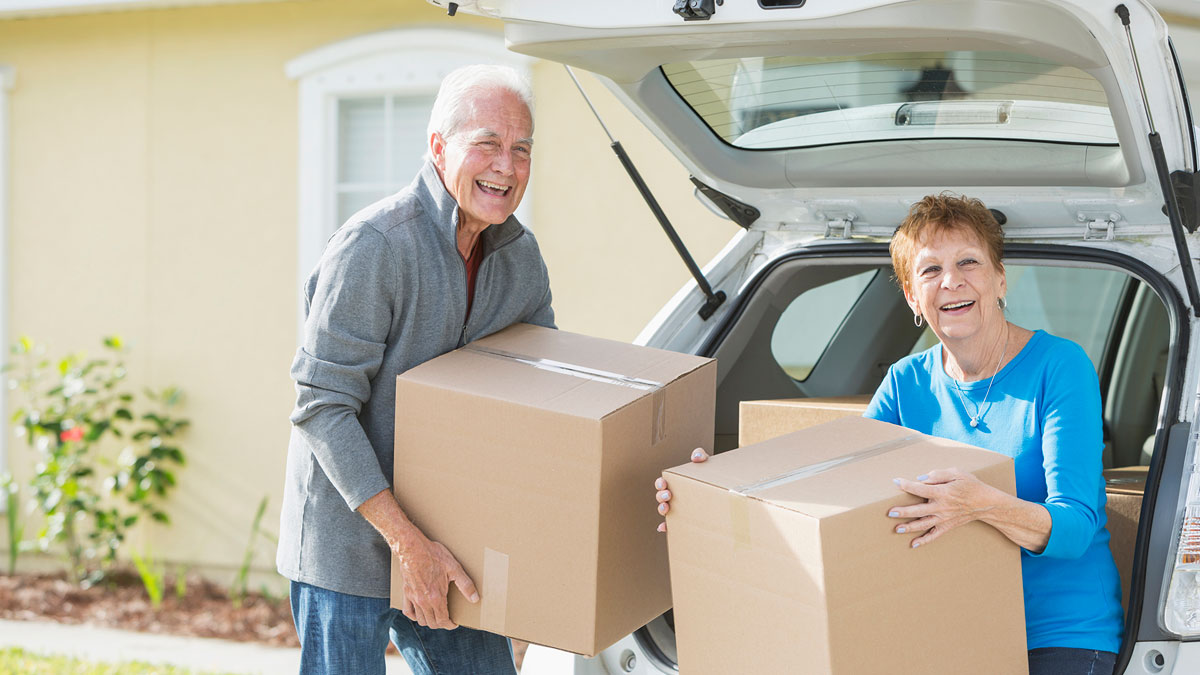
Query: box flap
667 416 1012 519
398 324 712 420
742 396 873 412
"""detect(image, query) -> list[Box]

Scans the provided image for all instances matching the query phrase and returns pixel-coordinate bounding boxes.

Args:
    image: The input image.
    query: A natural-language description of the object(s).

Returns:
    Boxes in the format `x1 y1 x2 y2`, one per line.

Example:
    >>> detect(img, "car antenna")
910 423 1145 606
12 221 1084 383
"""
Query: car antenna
563 64 726 320
1116 4 1200 317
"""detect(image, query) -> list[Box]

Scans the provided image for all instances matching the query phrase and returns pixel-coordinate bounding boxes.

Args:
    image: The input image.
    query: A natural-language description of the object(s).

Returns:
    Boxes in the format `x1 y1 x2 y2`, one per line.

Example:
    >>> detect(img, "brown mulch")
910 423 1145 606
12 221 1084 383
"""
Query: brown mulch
0 570 529 668
0 570 299 648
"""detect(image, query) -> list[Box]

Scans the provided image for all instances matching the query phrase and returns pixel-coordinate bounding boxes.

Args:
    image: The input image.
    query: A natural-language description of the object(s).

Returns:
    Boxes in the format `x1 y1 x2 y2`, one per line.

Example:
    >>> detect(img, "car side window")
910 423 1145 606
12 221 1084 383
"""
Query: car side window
771 270 877 381
910 264 1128 370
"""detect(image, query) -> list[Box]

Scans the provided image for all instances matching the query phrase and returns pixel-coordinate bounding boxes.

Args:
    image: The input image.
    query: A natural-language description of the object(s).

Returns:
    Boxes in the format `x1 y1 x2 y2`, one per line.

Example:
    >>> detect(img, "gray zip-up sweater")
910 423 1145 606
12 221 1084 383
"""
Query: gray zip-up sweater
277 160 555 598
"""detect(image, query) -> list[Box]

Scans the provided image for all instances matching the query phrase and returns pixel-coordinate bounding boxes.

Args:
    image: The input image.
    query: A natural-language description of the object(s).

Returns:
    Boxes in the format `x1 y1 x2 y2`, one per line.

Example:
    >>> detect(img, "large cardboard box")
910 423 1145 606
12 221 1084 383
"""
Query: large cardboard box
738 396 871 446
391 324 715 656
664 416 1027 675
1104 465 1148 610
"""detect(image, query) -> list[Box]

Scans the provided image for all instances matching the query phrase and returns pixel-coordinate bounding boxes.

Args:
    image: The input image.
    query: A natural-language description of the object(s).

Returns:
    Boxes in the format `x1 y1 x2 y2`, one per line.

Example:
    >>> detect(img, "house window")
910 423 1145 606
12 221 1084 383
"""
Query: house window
287 29 532 335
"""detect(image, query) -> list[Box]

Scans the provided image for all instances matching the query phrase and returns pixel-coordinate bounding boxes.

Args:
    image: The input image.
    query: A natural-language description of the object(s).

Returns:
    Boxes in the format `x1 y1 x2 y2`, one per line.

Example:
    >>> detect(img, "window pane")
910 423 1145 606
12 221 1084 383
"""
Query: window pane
772 270 877 381
663 51 1114 149
908 265 1128 370
337 189 388 227
391 95 436 186
1004 266 1127 369
338 98 386 184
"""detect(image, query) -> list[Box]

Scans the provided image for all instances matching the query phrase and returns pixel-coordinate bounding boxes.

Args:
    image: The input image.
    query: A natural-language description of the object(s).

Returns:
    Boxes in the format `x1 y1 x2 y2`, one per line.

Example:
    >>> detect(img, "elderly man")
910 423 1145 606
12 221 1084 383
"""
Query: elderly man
277 64 554 675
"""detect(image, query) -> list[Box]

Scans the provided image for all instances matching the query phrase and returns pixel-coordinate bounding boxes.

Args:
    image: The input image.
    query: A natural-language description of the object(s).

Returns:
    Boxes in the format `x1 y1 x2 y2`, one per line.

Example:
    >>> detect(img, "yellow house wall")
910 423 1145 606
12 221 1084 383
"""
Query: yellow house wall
0 0 734 581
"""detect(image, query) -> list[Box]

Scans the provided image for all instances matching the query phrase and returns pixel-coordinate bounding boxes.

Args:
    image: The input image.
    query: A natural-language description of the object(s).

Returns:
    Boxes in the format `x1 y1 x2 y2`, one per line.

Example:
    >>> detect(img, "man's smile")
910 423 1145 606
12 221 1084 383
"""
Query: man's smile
476 179 511 196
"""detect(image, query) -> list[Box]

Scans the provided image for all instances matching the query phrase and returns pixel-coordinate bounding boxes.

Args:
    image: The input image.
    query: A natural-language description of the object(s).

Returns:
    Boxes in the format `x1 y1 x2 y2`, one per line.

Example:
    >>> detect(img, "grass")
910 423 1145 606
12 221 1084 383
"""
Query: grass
0 647 237 674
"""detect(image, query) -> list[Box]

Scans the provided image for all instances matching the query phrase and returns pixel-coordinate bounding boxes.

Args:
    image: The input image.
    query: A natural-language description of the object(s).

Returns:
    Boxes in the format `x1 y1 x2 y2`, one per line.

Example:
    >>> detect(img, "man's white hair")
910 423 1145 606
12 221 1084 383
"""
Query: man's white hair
426 64 535 144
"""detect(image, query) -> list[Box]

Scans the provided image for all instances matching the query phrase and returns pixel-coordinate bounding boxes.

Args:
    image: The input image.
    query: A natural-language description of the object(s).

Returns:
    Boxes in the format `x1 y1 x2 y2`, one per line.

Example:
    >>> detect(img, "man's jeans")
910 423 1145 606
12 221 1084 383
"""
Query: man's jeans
290 581 517 675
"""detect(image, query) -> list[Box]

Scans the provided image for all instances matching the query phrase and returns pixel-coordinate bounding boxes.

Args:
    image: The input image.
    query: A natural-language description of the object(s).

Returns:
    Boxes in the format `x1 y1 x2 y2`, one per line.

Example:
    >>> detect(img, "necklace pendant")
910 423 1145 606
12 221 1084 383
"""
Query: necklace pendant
970 417 979 428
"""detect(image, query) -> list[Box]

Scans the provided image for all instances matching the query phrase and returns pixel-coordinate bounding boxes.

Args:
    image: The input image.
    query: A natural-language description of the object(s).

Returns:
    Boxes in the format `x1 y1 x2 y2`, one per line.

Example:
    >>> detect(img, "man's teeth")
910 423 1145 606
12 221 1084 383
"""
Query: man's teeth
477 180 509 194
941 301 974 310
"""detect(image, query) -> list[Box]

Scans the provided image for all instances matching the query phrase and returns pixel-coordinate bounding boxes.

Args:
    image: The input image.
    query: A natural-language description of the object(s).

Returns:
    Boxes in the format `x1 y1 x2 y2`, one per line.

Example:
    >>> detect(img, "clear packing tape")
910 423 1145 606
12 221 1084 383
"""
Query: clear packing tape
727 434 920 549
462 344 668 446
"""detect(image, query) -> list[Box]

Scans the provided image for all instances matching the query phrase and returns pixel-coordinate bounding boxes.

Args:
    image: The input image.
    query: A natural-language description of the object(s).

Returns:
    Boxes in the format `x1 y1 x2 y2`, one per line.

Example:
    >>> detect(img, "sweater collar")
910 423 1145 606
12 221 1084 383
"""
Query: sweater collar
415 158 523 254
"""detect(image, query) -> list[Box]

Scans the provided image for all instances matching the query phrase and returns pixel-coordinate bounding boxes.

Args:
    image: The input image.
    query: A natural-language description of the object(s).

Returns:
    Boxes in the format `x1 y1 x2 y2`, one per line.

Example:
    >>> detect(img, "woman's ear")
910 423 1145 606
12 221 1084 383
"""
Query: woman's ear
902 283 922 317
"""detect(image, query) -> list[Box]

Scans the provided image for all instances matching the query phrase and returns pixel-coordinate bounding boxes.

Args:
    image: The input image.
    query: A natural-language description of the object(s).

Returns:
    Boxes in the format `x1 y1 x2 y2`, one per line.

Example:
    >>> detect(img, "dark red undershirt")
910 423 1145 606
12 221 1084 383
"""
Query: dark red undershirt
463 240 484 318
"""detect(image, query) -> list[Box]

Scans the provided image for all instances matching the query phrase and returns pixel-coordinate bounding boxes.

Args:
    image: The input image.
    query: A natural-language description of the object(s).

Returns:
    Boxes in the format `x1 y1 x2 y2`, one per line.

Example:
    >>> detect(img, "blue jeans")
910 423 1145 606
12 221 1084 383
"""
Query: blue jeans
290 581 516 675
1028 648 1117 675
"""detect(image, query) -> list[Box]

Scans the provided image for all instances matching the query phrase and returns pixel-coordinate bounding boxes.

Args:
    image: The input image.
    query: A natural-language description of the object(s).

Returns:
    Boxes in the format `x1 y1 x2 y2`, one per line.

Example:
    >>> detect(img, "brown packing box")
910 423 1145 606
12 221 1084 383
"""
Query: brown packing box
391 323 716 656
1104 465 1148 610
738 396 872 446
664 416 1027 675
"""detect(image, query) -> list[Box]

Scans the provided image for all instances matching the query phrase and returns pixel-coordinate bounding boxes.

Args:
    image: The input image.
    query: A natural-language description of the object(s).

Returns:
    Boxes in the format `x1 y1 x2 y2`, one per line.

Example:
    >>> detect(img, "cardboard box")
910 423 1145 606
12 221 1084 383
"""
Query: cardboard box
664 416 1027 675
738 396 871 446
391 323 715 656
1104 465 1148 610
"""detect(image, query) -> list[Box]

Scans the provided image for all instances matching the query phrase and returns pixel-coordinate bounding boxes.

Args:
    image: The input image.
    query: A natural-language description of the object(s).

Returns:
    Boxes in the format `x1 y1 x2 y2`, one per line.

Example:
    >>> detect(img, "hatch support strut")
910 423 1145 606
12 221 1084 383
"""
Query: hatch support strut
1117 4 1200 317
564 66 727 320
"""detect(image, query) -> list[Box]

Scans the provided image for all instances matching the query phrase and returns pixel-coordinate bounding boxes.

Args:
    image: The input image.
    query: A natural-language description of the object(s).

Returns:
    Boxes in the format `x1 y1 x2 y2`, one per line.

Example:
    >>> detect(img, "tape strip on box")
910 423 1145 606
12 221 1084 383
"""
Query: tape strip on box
726 435 920 546
734 435 920 495
480 547 509 634
464 344 669 446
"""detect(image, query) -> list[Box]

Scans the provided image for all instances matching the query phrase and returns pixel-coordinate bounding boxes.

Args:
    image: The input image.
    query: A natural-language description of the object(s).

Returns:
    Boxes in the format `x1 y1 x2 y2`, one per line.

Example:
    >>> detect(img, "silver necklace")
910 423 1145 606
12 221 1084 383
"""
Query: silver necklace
951 326 1010 429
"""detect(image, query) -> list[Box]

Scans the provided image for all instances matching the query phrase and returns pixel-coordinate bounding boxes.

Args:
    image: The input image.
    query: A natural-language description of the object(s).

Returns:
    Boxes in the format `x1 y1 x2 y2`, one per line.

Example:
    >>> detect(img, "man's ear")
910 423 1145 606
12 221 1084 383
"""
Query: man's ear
430 132 447 171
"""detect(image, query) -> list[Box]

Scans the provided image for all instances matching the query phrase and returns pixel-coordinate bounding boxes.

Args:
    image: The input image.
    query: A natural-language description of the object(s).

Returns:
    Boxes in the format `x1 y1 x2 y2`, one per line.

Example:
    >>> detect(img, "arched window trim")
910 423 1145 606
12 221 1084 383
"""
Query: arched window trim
286 28 532 337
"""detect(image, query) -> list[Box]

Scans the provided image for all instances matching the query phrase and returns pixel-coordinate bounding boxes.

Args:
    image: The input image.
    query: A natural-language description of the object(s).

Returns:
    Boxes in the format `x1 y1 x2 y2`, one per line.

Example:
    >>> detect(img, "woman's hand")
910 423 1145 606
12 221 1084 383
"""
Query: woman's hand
655 448 709 533
888 468 1000 548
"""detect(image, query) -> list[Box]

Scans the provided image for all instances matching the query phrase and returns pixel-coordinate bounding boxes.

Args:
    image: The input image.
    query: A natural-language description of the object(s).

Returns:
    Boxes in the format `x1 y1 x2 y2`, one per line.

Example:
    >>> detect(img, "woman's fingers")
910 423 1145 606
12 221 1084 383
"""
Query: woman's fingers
893 476 937 498
886 502 937 520
893 515 938 535
654 477 667 491
690 448 709 463
656 489 672 503
657 501 670 516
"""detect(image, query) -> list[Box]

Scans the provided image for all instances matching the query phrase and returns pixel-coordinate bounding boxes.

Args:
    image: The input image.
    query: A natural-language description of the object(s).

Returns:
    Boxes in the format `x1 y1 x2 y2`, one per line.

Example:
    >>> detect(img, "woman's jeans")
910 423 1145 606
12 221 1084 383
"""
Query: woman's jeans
290 580 516 675
1028 647 1117 675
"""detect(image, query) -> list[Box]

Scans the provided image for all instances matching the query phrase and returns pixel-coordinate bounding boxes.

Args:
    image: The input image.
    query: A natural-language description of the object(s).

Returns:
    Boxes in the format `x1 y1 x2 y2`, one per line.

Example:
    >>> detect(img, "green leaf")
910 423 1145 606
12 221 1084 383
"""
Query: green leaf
103 336 123 350
114 409 133 421
151 512 169 524
57 360 69 376
123 516 138 528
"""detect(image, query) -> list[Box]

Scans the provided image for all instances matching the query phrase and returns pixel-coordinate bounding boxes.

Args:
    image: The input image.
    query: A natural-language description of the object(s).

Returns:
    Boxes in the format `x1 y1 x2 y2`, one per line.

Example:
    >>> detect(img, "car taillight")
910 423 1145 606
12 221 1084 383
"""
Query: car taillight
1165 471 1200 634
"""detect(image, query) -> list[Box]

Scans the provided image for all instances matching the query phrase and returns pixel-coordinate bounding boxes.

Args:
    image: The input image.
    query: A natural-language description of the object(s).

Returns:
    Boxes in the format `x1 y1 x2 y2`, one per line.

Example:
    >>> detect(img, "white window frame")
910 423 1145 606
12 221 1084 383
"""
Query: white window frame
0 65 12 478
286 29 533 336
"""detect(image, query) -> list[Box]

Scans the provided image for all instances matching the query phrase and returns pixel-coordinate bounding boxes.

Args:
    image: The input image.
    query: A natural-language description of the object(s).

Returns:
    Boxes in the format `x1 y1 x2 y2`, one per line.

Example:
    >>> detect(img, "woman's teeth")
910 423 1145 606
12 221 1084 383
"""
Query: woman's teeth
941 300 975 311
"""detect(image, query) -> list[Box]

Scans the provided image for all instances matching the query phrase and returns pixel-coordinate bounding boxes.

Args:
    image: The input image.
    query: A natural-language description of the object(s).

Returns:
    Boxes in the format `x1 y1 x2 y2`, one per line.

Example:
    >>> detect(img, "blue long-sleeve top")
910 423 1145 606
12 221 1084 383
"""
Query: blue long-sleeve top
865 330 1124 652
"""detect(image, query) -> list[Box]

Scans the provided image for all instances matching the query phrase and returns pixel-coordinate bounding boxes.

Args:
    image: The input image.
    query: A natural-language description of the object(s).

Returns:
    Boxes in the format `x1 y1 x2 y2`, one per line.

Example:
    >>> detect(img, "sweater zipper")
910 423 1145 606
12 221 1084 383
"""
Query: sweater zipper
457 228 526 347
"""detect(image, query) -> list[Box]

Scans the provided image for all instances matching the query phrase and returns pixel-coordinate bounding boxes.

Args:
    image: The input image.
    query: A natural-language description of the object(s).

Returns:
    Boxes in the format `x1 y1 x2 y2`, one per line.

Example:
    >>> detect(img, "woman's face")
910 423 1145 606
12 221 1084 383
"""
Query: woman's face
903 226 1006 344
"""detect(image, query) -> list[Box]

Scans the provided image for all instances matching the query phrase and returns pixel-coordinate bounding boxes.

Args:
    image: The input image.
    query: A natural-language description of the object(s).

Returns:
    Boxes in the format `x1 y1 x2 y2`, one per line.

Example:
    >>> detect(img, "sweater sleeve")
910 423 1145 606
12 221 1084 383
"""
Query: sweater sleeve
523 231 556 329
288 225 395 512
1028 341 1107 559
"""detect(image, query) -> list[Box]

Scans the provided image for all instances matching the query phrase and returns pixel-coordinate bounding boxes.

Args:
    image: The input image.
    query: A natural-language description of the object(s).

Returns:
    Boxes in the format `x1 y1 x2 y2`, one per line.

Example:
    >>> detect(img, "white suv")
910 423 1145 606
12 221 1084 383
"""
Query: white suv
430 1 1200 673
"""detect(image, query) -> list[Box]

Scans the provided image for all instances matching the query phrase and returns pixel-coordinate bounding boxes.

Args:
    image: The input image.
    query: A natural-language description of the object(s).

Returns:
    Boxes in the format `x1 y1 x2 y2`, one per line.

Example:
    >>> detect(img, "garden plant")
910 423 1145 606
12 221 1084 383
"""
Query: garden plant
6 336 188 585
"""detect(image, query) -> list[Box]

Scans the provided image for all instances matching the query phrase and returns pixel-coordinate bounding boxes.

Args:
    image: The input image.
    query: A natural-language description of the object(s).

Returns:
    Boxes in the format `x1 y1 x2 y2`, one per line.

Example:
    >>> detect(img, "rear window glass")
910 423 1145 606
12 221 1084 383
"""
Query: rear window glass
662 51 1115 149
772 270 876 381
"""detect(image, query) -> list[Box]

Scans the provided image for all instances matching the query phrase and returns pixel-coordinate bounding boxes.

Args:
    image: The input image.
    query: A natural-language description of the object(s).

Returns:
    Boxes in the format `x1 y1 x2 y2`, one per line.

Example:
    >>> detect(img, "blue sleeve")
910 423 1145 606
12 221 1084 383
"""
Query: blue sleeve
865 365 901 424
1028 341 1106 559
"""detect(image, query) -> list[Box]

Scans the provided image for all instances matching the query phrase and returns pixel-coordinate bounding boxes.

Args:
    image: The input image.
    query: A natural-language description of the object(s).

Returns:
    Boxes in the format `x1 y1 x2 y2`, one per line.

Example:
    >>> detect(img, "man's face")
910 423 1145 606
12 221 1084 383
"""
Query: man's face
431 88 533 233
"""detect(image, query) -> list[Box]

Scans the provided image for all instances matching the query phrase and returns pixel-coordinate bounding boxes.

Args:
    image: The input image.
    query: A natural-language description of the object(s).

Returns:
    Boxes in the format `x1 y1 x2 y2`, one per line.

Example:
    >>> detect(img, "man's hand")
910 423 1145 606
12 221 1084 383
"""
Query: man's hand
356 489 478 630
396 533 479 630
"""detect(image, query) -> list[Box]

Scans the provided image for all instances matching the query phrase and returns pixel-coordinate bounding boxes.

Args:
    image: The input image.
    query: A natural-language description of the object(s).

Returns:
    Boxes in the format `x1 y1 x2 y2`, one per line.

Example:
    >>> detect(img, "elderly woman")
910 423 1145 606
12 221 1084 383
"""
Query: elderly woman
656 193 1124 675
